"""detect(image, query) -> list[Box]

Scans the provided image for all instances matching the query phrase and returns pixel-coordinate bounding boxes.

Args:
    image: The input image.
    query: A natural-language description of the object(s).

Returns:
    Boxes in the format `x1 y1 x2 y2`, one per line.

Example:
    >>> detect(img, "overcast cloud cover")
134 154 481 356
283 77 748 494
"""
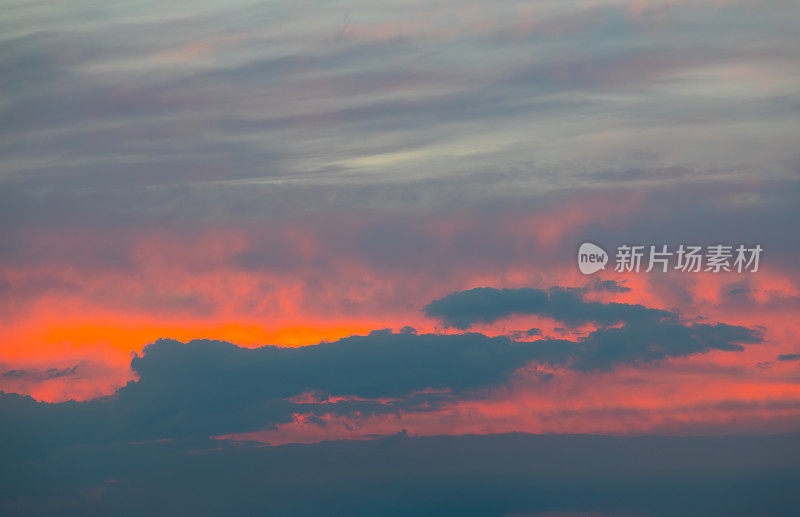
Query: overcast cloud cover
2 0 800 515
2 0 799 220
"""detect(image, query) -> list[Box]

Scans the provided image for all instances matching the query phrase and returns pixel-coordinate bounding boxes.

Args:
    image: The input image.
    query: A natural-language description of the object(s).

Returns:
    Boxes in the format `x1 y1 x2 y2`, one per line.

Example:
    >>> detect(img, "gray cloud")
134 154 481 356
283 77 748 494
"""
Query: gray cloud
425 286 672 329
1 365 78 381
0 295 761 446
590 279 631 293
2 0 798 239
2 430 799 516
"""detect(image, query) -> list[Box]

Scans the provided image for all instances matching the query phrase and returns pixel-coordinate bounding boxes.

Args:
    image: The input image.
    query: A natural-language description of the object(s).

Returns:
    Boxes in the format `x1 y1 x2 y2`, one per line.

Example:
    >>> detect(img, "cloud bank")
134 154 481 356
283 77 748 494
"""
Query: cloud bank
1 289 763 449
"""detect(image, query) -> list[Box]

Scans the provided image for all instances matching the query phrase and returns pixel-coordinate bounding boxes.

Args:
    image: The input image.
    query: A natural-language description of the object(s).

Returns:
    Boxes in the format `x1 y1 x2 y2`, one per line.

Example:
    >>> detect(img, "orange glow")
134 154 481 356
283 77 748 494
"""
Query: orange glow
3 209 799 445
223 358 800 445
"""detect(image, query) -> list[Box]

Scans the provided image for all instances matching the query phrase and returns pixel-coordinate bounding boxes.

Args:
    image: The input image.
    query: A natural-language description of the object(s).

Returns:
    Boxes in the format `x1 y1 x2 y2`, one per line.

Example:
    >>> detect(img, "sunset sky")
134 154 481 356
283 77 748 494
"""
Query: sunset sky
2 0 800 515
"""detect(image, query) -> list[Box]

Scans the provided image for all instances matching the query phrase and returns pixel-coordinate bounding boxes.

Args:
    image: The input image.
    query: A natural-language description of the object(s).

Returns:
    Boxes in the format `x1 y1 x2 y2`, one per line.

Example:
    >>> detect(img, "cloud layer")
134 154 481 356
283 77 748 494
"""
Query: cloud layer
1 289 763 449
425 286 672 328
3 431 800 516
2 1 799 514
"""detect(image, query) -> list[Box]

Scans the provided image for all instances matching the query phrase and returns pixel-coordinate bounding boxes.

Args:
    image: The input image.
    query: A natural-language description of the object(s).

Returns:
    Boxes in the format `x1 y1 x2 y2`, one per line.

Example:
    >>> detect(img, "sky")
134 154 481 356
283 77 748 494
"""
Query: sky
2 0 800 514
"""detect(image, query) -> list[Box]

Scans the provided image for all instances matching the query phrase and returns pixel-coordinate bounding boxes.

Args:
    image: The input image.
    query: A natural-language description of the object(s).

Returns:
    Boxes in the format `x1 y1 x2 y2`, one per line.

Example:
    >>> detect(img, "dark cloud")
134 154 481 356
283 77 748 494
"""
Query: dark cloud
0 289 776 515
509 327 542 340
0 300 761 447
590 279 631 293
425 287 547 329
0 365 78 381
2 432 799 516
777 354 800 361
45 365 78 379
569 321 758 372
425 286 672 329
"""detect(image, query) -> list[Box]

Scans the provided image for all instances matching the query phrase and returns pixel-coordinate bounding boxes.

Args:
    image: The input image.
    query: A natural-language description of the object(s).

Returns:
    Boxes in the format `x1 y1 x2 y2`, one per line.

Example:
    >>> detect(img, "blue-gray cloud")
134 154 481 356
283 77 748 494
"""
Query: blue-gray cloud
1 365 78 380
2 431 799 516
0 294 761 446
425 286 672 329
1 0 799 234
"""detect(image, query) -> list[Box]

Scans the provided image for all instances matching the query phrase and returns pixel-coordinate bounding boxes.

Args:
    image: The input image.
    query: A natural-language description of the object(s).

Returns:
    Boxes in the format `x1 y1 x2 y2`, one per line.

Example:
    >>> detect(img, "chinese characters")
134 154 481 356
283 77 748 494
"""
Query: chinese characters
614 244 762 273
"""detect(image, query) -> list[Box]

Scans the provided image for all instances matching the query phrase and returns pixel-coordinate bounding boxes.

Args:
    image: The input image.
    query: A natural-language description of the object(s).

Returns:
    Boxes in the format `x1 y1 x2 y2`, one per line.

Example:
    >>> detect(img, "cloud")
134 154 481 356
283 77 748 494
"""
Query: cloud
425 286 672 329
777 353 800 361
0 293 762 446
509 327 542 340
2 0 799 244
590 279 631 293
0 365 78 380
569 321 758 372
2 431 800 516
